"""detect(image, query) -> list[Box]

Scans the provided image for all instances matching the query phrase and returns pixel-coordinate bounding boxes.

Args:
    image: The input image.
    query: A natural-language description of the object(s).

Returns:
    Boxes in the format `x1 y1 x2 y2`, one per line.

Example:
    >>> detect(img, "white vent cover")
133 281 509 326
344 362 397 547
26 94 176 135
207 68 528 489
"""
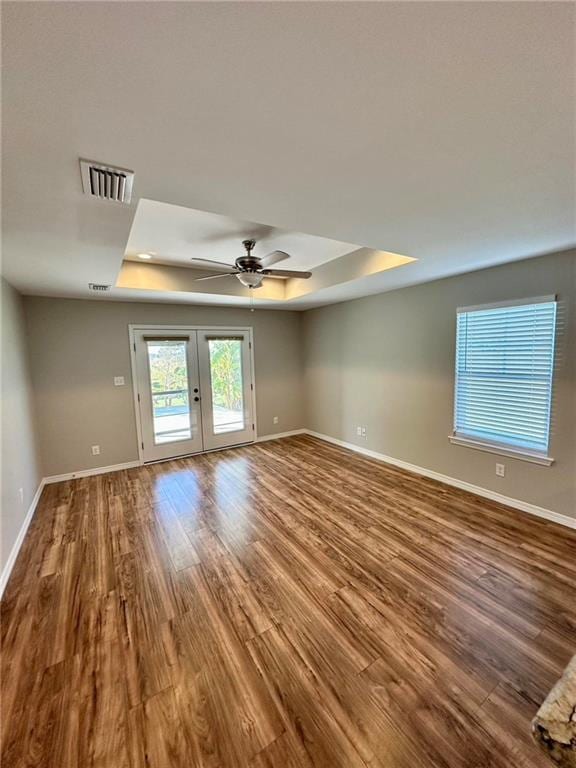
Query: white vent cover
88 283 111 292
80 159 134 204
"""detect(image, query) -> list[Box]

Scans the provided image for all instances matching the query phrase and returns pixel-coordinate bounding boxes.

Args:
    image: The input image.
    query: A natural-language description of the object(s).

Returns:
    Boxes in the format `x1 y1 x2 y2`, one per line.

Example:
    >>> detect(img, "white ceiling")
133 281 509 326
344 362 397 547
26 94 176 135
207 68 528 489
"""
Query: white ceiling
2 2 575 309
125 199 360 270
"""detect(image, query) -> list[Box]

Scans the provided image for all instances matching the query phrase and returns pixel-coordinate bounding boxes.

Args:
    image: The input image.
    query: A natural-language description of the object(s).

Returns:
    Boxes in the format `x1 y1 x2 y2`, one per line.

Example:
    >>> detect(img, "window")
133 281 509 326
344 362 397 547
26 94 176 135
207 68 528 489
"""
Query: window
450 297 557 465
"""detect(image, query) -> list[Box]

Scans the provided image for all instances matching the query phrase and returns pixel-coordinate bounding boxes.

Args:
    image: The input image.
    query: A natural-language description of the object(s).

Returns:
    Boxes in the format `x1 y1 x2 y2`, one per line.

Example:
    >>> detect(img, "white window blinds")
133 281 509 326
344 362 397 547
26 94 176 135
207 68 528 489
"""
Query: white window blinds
454 298 557 456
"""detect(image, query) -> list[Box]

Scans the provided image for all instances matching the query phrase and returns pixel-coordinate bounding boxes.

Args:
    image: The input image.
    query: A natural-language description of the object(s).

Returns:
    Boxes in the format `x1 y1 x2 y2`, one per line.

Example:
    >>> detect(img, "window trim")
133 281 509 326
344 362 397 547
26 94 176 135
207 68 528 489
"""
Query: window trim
448 434 554 466
450 295 557 466
456 294 556 314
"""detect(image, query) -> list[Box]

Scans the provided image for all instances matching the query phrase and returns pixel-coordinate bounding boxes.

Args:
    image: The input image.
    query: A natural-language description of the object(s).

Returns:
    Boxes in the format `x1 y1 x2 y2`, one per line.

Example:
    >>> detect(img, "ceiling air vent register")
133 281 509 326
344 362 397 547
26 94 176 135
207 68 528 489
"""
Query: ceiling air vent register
88 283 111 292
80 159 134 204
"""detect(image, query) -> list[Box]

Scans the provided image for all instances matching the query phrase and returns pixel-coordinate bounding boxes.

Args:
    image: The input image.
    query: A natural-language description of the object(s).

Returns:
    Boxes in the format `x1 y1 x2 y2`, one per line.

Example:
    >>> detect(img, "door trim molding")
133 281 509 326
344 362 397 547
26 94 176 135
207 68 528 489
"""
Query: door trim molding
128 325 145 463
128 325 257 462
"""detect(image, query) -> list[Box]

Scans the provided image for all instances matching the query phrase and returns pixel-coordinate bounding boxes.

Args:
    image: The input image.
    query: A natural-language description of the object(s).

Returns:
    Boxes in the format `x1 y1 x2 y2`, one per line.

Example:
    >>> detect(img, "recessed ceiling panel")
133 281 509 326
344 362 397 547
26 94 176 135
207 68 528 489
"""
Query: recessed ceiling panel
3 2 574 307
125 199 360 271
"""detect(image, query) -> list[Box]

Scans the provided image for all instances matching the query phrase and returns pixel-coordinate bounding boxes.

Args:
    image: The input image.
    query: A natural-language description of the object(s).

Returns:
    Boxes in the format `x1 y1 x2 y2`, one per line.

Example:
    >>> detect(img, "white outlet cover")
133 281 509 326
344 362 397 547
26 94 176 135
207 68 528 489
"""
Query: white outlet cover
273 416 279 424
356 426 362 436
496 463 505 477
114 376 125 386
92 445 100 455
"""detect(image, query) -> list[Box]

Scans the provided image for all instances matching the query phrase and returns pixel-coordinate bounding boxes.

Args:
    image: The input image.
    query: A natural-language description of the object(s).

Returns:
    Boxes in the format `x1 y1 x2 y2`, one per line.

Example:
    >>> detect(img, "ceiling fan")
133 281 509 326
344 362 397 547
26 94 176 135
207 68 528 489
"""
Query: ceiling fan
189 239 312 289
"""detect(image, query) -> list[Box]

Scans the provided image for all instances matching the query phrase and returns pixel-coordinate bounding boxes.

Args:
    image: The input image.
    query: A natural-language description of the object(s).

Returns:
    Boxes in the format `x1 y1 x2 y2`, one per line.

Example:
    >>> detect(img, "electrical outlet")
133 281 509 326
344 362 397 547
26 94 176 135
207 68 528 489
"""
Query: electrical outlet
273 416 279 425
361 427 367 438
91 445 101 456
495 463 505 477
114 376 125 386
356 426 362 436
18 487 24 505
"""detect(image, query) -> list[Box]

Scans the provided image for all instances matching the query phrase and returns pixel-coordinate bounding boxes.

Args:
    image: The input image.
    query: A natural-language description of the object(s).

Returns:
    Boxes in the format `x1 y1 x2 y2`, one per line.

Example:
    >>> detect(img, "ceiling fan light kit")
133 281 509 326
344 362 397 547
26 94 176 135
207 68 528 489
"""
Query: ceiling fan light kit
189 238 312 289
237 272 264 288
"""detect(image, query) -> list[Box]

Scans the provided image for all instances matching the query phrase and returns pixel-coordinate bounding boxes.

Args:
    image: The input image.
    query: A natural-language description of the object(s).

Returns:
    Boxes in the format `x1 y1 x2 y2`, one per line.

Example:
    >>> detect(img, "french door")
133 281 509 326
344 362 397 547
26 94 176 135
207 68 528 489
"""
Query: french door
196 330 255 451
132 327 255 462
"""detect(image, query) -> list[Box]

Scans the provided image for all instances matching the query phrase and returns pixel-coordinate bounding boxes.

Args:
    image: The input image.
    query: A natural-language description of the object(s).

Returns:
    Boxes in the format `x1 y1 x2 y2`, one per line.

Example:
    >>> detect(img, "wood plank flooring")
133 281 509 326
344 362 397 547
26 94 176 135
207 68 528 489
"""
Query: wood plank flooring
1 435 575 767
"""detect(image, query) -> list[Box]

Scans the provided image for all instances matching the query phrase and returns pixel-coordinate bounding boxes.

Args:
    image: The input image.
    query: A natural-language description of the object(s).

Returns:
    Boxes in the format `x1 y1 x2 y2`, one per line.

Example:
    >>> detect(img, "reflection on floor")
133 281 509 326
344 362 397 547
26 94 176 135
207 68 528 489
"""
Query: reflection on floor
1 435 575 767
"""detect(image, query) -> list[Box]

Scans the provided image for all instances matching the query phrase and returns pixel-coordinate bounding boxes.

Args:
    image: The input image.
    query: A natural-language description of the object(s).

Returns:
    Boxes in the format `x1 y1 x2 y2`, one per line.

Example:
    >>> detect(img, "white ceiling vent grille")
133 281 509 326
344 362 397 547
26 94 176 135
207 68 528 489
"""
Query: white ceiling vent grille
88 283 111 292
80 159 134 204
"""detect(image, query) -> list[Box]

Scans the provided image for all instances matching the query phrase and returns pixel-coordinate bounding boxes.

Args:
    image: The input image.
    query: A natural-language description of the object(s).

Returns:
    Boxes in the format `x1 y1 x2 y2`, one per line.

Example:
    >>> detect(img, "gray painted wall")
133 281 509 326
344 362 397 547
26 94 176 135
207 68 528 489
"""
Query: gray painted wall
1 278 42 573
17 250 576 522
303 251 576 519
24 299 304 476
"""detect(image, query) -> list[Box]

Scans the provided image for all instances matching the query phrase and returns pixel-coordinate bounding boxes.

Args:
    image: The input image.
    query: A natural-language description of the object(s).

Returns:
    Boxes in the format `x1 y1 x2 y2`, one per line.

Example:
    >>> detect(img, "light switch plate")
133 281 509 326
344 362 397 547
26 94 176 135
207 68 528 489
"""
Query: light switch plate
495 463 505 477
114 376 125 386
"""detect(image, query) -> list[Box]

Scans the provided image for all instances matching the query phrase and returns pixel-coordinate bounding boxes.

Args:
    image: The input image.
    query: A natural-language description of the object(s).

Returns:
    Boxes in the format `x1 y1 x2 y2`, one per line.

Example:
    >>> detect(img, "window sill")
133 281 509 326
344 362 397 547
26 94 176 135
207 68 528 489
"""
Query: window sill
448 435 554 466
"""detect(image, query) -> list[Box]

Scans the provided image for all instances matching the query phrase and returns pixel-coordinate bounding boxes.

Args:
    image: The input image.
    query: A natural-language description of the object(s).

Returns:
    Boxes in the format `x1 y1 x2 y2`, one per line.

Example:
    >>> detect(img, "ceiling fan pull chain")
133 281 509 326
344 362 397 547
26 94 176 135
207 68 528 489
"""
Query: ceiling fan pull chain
250 287 255 312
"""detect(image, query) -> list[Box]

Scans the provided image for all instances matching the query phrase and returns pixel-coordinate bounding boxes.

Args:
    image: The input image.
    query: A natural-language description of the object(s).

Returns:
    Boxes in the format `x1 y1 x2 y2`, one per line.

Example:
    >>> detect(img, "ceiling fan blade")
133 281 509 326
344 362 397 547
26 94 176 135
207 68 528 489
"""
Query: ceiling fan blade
261 269 312 279
193 272 238 282
258 250 290 268
189 257 237 272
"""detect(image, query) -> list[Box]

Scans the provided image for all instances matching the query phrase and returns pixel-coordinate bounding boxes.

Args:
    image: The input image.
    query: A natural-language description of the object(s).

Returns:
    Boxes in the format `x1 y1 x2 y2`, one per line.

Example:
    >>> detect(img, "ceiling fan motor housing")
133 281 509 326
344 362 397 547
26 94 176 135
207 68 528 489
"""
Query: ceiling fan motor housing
236 256 261 272
237 239 260 272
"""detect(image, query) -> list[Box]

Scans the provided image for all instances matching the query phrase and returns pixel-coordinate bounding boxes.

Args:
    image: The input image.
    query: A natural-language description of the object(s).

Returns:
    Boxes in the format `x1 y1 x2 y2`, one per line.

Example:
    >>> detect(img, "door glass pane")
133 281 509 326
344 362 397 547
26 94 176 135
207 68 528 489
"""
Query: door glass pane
146 340 193 444
208 338 245 434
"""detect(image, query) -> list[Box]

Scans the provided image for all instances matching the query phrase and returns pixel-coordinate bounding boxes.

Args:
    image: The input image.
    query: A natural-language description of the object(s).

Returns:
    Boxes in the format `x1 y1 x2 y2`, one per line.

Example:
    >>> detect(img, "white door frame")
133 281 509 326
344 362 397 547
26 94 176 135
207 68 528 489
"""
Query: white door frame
196 328 255 451
128 325 258 463
133 329 204 462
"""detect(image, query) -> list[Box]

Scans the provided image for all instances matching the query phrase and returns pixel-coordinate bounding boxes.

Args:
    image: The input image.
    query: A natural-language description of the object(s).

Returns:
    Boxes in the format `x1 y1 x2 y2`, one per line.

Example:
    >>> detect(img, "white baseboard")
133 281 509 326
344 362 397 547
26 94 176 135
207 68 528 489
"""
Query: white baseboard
43 460 142 484
0 479 46 598
43 436 309 479
2 460 140 597
42 437 309 482
3 431 571 601
304 430 576 531
43 435 309 480
256 429 306 443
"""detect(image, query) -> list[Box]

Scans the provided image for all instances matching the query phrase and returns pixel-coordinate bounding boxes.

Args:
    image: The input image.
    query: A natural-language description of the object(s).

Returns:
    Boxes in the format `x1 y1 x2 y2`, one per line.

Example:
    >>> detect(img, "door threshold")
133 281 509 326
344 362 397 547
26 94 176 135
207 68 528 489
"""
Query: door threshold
143 440 255 465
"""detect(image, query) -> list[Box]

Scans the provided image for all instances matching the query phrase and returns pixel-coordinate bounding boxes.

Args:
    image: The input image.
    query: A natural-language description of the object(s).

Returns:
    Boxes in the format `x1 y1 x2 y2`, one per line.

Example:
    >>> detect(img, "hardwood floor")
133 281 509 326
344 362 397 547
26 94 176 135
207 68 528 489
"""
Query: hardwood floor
1 435 575 767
